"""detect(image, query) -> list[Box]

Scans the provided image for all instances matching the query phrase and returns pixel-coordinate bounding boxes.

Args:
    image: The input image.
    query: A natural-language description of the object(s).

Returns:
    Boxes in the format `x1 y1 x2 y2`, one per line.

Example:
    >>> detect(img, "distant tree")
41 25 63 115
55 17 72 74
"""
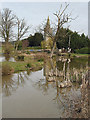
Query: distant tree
28 32 44 46
34 33 44 46
28 35 34 46
15 17 30 50
80 33 87 48
56 28 89 52
22 40 29 50
56 28 70 49
70 32 89 52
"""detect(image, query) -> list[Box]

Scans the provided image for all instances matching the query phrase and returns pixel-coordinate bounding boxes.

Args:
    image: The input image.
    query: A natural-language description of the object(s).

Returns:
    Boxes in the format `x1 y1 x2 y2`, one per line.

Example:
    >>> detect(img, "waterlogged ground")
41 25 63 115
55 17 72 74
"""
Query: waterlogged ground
2 56 89 118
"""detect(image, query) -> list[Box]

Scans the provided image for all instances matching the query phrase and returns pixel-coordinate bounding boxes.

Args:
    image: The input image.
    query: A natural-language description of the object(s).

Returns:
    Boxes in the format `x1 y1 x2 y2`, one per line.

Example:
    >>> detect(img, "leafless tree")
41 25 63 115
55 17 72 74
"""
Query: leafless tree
38 3 76 58
50 3 77 57
15 17 30 50
0 8 16 43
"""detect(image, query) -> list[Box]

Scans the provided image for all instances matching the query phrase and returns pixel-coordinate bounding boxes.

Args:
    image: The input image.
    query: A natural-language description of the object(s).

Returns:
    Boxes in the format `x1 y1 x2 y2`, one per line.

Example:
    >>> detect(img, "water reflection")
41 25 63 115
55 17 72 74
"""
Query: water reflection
34 57 89 118
44 57 88 84
2 72 30 97
2 57 89 118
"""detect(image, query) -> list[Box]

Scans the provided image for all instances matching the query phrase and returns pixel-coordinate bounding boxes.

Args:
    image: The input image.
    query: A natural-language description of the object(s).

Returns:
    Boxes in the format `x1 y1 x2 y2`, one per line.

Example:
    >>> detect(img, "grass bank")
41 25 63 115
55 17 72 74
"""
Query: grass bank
71 53 89 57
2 56 44 75
56 53 89 58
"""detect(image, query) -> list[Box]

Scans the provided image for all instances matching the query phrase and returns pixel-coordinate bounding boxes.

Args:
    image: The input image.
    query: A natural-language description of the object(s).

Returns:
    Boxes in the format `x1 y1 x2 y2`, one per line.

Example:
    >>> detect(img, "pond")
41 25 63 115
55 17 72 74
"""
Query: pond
2 56 89 118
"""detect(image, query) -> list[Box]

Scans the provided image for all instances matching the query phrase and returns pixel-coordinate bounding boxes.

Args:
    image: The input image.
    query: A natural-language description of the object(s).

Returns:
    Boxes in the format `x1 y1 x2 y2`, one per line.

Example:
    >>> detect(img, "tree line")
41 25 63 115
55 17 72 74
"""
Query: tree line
0 6 89 55
56 28 89 53
18 27 89 54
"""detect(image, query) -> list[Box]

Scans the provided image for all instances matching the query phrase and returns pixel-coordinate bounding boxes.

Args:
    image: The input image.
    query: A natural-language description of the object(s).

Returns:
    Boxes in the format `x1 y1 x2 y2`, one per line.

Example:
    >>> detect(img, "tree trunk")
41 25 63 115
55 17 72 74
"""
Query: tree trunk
50 42 56 58
15 43 18 51
15 40 19 51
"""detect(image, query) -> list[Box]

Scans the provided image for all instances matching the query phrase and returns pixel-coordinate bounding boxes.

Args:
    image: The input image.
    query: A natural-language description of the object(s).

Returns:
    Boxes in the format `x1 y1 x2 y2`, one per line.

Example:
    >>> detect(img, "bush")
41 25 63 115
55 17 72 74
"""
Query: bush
38 58 44 62
3 43 14 55
26 51 30 54
17 55 24 61
2 64 14 75
44 50 51 53
75 47 90 54
26 63 31 68
4 54 11 61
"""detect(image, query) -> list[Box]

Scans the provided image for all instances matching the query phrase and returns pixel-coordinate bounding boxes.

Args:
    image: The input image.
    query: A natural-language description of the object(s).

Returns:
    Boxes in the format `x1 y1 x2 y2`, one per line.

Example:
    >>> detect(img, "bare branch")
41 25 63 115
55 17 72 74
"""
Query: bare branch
15 17 30 50
0 8 16 42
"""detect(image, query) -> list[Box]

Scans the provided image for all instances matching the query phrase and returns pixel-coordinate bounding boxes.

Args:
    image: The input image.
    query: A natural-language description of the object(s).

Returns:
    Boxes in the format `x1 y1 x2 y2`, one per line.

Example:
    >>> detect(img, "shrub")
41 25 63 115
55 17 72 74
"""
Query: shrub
26 63 31 68
26 51 30 54
75 47 90 54
43 50 51 53
22 40 29 50
38 58 44 62
17 56 24 61
2 64 14 75
3 43 14 55
73 55 76 57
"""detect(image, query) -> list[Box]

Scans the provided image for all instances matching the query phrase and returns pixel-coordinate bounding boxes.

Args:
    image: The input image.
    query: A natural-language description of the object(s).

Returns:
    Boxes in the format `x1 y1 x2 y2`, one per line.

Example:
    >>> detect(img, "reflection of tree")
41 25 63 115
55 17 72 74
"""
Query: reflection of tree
2 71 29 97
34 78 49 95
2 56 89 118
2 75 17 96
34 57 89 118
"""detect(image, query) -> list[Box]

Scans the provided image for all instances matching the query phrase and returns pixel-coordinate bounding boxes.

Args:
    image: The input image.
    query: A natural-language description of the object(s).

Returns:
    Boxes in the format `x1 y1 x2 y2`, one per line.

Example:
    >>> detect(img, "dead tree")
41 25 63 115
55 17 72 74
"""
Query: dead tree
50 3 76 57
15 17 30 50
39 3 75 57
0 8 16 43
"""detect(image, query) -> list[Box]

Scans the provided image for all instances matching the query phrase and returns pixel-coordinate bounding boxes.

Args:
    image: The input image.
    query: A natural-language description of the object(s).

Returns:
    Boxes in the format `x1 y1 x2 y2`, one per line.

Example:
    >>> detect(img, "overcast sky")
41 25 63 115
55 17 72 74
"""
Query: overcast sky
0 2 88 37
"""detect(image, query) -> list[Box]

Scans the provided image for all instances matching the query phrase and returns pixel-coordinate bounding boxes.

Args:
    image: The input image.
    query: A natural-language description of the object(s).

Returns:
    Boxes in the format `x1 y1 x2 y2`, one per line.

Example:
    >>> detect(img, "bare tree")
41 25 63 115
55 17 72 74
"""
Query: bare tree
50 3 77 57
38 3 76 57
15 17 30 50
0 8 16 43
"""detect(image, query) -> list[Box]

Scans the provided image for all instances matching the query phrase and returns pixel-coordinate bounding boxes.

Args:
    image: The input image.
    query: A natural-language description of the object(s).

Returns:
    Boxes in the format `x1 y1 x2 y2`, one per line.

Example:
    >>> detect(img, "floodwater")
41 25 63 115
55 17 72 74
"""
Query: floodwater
0 55 16 62
2 56 89 118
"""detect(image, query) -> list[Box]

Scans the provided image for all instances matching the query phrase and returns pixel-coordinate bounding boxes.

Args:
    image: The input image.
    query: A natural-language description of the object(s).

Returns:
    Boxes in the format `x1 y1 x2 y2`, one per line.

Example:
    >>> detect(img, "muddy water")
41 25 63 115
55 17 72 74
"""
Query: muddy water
2 57 89 118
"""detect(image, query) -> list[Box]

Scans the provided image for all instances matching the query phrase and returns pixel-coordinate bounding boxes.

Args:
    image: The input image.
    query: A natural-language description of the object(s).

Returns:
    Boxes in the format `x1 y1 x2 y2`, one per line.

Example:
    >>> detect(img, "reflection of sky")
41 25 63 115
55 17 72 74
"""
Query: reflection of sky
1 2 88 37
